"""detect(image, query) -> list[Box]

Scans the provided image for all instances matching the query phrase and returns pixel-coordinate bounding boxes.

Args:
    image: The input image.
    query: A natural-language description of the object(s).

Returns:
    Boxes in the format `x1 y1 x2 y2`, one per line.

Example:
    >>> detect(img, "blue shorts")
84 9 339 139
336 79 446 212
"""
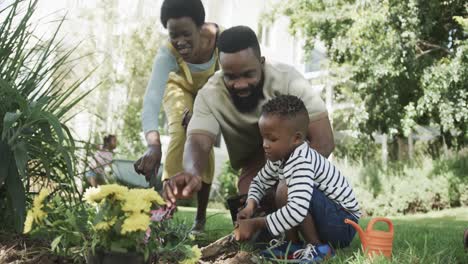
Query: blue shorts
309 189 358 248
85 170 97 178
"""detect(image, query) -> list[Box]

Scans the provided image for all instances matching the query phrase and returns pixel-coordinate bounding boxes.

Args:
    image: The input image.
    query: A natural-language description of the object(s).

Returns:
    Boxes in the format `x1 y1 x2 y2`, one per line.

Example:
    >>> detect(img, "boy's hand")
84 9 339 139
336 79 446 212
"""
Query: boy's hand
237 198 257 220
237 207 254 220
234 218 266 241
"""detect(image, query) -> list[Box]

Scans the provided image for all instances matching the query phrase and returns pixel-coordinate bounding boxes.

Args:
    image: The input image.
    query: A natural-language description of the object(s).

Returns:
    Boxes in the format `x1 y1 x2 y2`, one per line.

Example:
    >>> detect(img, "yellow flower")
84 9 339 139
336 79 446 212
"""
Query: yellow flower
33 189 50 210
179 246 202 264
137 188 165 205
23 190 50 234
83 184 128 203
121 213 150 234
95 217 117 231
122 189 165 213
100 184 128 200
31 207 47 221
23 211 34 234
83 186 100 204
122 197 152 213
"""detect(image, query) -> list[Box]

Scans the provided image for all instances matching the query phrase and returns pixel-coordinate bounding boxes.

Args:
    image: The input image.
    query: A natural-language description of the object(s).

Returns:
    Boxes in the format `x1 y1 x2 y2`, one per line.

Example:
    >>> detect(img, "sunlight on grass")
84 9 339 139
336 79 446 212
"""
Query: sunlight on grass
175 207 233 247
173 207 468 263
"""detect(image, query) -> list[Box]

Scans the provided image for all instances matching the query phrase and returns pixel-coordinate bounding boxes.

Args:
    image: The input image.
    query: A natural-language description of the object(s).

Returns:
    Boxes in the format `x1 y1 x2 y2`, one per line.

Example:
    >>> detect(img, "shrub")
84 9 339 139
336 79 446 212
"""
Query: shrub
210 161 238 208
0 0 91 232
338 153 466 217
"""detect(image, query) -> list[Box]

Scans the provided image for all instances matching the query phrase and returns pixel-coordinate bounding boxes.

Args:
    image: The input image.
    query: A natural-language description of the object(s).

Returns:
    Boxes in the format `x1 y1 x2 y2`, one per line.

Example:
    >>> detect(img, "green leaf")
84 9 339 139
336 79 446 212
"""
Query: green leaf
51 235 63 252
110 242 128 253
13 141 29 179
0 140 12 187
2 111 21 140
5 158 26 233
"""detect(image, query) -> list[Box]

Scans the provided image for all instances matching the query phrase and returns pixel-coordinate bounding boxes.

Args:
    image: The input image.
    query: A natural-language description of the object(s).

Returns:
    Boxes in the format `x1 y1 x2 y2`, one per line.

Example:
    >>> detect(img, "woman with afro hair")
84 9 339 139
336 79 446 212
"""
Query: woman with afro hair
134 0 220 234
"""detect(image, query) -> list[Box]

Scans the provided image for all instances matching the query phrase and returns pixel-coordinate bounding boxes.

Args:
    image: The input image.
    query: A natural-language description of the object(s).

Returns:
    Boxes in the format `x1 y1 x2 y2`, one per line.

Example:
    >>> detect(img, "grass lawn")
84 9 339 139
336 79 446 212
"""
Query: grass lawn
174 207 468 264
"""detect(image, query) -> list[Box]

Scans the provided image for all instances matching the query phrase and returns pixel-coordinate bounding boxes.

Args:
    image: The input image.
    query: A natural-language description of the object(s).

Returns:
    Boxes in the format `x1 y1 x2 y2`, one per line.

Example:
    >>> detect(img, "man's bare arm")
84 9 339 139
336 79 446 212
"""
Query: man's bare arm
183 133 215 177
307 117 335 158
163 133 215 206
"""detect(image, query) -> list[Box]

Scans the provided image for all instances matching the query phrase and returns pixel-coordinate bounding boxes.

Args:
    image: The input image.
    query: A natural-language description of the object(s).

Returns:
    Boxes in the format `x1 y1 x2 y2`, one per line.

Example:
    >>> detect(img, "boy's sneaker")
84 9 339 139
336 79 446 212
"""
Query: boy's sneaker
292 244 335 263
260 239 304 260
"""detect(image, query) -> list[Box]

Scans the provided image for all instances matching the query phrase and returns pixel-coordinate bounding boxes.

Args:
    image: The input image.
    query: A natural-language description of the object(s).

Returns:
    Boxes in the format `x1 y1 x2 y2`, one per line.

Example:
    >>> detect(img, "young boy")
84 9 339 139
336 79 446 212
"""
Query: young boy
235 95 360 263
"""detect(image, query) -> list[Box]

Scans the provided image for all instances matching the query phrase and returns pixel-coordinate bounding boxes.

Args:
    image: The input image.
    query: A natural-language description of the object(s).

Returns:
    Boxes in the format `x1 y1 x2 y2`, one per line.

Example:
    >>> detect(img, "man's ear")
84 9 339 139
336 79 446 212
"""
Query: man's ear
260 56 265 65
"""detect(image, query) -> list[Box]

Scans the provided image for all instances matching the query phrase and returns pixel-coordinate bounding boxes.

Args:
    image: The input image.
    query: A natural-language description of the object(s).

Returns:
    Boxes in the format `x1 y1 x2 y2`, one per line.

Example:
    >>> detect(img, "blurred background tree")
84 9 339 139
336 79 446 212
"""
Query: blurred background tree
70 0 164 159
276 0 467 160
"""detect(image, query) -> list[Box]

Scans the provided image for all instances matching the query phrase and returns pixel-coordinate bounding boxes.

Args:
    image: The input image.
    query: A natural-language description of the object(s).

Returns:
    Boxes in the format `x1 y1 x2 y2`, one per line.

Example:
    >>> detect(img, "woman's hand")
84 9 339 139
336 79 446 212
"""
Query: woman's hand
134 144 162 181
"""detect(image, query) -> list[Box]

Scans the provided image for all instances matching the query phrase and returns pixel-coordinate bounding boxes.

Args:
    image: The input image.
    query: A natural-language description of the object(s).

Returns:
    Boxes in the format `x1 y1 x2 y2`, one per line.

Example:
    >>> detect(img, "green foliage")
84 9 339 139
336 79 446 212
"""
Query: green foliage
333 134 379 162
404 33 468 146
343 149 468 217
278 0 467 150
74 3 165 159
28 194 90 261
152 218 199 263
120 99 146 160
432 148 468 206
0 0 91 232
212 161 239 208
26 185 191 261
116 19 164 159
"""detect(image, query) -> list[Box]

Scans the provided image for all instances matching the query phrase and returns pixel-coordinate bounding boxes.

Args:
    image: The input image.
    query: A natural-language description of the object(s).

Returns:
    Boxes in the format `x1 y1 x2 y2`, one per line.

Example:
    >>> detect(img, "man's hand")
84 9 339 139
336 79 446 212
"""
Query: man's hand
134 144 162 181
234 218 266 241
162 172 202 207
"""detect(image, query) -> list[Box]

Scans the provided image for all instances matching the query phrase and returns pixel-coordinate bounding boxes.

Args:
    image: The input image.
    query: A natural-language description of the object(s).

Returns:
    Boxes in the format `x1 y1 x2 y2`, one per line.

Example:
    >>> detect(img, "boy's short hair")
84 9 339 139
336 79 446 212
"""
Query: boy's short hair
160 0 205 28
217 26 261 58
261 95 309 134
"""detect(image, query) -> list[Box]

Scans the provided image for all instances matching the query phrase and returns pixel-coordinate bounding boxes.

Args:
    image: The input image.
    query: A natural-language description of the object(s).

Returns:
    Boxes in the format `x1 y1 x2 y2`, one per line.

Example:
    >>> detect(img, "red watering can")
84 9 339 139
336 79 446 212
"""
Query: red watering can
345 217 394 259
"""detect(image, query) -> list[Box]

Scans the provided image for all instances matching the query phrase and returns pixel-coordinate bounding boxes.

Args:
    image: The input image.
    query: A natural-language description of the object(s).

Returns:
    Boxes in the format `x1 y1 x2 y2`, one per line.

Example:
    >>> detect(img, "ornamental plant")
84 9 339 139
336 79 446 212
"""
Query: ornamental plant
24 184 174 261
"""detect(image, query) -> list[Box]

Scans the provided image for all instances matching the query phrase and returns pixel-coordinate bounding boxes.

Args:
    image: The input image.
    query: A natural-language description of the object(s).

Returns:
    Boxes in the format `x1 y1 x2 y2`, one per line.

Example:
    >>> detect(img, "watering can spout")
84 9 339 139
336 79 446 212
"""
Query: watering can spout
344 218 365 243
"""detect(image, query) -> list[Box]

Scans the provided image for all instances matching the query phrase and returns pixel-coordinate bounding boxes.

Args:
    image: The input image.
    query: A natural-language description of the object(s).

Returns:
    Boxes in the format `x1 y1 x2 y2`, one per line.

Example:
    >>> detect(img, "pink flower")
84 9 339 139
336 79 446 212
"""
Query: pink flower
150 206 175 222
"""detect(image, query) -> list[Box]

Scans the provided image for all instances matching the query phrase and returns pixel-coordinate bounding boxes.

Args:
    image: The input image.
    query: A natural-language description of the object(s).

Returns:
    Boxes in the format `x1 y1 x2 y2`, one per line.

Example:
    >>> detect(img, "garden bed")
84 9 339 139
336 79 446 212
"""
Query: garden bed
0 232 73 264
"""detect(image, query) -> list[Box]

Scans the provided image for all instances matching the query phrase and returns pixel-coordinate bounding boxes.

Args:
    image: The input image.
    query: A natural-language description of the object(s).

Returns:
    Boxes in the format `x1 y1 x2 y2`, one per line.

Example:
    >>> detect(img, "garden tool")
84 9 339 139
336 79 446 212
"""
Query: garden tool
226 194 248 224
345 217 394 259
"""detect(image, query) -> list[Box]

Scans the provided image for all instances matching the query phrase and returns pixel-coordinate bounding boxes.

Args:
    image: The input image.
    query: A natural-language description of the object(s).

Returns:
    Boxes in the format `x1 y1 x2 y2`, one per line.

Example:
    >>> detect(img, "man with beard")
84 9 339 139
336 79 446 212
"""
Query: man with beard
163 26 334 222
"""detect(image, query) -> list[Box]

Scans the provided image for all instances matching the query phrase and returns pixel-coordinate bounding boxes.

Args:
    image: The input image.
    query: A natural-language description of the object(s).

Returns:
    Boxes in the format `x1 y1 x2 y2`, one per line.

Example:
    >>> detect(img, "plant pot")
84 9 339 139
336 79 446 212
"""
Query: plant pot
86 250 147 264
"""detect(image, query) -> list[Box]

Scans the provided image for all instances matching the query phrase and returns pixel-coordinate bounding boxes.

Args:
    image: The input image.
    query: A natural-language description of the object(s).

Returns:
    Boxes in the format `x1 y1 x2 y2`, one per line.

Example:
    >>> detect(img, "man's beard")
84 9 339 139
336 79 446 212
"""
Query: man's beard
227 79 264 113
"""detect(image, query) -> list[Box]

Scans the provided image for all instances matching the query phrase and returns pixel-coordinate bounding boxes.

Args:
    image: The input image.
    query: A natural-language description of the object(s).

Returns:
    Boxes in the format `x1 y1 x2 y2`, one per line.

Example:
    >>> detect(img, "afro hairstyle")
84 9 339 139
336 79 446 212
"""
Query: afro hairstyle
160 0 205 28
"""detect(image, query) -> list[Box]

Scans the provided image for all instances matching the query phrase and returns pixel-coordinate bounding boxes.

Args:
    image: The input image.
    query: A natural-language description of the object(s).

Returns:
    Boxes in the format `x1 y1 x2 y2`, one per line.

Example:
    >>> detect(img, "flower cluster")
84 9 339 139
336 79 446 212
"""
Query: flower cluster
25 184 166 237
24 189 50 233
81 184 166 235
23 184 201 263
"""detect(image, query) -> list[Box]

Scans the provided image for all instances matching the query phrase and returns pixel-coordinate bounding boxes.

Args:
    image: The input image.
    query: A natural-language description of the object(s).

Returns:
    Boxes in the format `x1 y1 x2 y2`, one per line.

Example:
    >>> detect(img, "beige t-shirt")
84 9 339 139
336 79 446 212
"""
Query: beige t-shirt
187 61 328 170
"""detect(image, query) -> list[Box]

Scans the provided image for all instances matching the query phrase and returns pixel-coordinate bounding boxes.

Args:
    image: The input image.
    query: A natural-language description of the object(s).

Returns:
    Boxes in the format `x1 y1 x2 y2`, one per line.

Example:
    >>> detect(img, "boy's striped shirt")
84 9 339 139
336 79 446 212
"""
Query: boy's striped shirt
247 142 361 236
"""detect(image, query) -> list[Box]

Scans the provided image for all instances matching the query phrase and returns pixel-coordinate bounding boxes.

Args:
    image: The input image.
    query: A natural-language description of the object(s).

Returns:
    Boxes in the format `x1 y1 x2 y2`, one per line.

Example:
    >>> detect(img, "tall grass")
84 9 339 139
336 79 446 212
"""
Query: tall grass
0 0 92 232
